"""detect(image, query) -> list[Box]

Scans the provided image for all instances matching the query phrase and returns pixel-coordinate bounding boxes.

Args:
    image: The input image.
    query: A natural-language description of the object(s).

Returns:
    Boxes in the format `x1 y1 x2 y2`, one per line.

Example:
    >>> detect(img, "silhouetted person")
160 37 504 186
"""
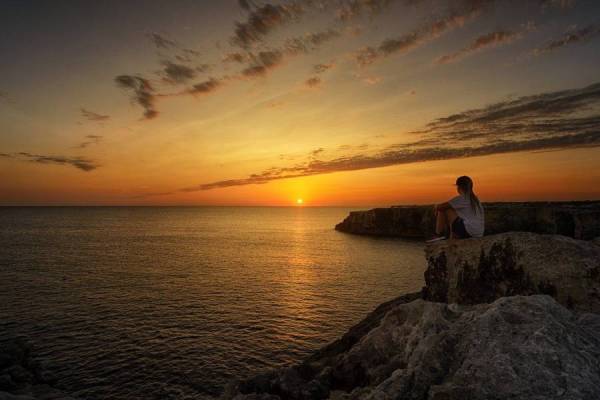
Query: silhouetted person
428 176 484 242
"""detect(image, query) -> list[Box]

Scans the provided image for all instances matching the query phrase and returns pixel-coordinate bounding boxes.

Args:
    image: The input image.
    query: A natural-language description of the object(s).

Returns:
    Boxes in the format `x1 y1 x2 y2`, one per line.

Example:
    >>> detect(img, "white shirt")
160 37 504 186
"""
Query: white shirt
449 194 485 237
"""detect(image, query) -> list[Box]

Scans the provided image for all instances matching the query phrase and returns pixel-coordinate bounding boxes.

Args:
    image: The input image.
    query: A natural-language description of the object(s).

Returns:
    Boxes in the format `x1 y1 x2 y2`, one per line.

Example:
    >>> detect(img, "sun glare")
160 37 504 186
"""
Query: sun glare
296 198 304 205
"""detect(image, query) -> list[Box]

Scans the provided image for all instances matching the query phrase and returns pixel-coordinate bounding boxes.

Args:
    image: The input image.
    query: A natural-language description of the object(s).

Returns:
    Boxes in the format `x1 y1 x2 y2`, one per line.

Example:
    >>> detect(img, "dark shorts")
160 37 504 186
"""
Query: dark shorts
452 217 471 239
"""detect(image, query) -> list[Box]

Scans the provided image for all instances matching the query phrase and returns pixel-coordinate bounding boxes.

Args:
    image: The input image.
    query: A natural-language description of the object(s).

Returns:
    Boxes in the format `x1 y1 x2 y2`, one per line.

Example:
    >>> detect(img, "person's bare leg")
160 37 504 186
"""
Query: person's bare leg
435 209 447 236
444 208 458 239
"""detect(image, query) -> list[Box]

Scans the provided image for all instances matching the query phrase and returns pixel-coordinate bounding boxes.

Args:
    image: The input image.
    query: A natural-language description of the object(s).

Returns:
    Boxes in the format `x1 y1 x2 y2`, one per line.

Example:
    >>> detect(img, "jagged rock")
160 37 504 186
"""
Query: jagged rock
335 201 600 239
224 296 600 400
423 232 600 313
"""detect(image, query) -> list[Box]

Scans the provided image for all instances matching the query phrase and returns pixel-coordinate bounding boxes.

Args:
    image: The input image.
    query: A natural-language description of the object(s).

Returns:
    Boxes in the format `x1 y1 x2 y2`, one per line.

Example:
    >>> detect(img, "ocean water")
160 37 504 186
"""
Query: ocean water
0 207 425 399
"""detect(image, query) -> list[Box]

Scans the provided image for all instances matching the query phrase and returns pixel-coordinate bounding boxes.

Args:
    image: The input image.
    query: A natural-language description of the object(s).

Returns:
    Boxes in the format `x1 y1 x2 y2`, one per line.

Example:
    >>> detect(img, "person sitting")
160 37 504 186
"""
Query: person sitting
428 176 484 242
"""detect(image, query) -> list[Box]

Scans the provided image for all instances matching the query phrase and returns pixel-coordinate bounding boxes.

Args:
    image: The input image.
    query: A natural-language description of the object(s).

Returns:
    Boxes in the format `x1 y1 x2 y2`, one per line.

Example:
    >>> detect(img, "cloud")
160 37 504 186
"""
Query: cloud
114 75 158 120
241 50 285 77
313 63 335 73
2 152 99 171
335 0 401 21
77 135 103 149
534 24 600 55
436 30 521 64
80 108 110 122
231 3 305 48
188 78 223 95
187 81 600 190
282 29 341 56
238 0 257 12
161 61 198 84
355 1 488 66
223 52 249 63
240 29 341 79
305 77 322 88
147 33 177 49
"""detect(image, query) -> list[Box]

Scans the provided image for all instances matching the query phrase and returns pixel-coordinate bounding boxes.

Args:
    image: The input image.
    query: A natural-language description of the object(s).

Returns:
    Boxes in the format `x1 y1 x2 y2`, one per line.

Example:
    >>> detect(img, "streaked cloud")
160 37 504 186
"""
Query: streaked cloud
223 52 249 63
241 50 285 77
355 2 485 67
161 61 198 84
185 81 600 190
80 108 110 122
534 24 600 55
147 32 177 49
114 75 158 120
231 2 305 48
335 0 403 21
2 152 99 171
436 30 521 64
77 135 103 149
188 78 224 96
313 62 335 74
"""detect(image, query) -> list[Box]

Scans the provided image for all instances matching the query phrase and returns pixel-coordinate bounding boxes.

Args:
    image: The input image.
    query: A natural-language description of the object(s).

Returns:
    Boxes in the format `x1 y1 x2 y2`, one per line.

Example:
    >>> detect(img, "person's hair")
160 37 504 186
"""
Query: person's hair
456 176 482 213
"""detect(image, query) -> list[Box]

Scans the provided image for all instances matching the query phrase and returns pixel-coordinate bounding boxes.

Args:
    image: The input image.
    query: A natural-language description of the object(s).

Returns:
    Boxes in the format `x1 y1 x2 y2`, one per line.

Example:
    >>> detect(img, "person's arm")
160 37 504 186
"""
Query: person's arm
434 202 452 213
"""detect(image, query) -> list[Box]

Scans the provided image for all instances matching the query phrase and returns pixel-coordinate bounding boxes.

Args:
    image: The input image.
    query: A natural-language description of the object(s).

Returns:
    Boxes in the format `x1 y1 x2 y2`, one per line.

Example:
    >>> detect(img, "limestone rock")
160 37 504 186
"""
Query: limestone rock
335 201 600 239
224 296 600 400
423 232 600 313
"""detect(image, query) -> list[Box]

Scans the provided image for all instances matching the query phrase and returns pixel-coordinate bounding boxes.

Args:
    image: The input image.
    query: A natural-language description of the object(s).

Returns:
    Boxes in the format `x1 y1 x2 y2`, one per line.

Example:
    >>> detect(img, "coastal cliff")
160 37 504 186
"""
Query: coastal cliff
224 232 600 400
335 201 600 239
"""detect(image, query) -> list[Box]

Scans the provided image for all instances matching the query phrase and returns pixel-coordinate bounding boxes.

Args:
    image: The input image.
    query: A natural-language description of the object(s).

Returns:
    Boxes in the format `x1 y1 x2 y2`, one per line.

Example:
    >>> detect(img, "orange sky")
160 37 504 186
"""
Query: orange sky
1 1 600 206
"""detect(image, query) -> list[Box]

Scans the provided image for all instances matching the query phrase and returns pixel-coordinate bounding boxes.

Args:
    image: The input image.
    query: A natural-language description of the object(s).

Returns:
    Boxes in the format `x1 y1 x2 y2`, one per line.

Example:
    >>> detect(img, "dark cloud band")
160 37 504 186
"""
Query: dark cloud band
2 152 98 171
187 81 600 190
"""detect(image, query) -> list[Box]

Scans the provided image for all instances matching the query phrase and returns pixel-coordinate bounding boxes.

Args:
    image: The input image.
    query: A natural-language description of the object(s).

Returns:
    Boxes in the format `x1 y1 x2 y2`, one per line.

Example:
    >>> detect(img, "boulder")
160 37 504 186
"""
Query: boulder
335 201 600 239
423 232 600 313
224 295 600 400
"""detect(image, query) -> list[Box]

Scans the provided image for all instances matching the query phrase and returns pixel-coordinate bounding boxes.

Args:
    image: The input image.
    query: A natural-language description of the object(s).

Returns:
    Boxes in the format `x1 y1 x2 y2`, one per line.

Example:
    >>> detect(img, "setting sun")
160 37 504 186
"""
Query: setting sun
296 198 304 205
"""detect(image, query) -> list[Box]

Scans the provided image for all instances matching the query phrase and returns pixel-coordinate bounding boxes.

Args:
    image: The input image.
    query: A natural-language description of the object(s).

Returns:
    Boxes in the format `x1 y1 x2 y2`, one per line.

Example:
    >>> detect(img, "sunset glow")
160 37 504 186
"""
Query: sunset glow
1 1 600 206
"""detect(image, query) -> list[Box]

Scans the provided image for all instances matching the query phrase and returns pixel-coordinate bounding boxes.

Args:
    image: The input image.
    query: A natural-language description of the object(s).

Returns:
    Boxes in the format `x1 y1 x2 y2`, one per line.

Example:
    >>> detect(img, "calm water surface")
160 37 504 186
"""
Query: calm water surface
0 207 425 399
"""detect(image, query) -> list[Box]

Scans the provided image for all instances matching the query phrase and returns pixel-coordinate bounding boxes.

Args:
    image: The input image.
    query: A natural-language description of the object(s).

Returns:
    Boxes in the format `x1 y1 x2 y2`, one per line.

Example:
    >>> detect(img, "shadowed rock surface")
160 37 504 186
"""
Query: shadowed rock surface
0 340 74 400
335 201 600 239
223 295 600 400
423 232 600 313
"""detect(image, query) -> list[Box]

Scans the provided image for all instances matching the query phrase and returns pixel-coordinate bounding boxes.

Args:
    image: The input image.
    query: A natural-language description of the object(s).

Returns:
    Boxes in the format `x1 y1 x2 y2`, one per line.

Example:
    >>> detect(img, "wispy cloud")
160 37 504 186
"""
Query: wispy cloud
231 2 306 49
147 32 177 49
80 108 110 122
188 78 224 96
160 61 198 84
313 62 335 74
241 50 286 77
2 152 99 171
533 24 600 55
335 0 405 21
183 81 600 190
355 2 486 67
436 30 521 64
77 135 103 149
114 75 158 120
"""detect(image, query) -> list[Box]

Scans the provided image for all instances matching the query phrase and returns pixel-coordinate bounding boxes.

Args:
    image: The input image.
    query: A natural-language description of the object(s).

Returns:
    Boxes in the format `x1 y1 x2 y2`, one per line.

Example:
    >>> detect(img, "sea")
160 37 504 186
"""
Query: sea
0 207 426 399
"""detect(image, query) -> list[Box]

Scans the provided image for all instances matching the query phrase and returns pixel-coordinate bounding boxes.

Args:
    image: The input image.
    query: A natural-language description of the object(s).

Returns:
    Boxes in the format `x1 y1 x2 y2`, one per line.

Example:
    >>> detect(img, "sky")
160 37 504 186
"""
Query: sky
1 0 600 206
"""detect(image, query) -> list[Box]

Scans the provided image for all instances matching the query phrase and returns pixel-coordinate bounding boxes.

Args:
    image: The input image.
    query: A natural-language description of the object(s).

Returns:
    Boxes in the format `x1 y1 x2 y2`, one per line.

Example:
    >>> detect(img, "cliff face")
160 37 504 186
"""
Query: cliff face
225 232 600 400
335 201 600 240
423 232 600 313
